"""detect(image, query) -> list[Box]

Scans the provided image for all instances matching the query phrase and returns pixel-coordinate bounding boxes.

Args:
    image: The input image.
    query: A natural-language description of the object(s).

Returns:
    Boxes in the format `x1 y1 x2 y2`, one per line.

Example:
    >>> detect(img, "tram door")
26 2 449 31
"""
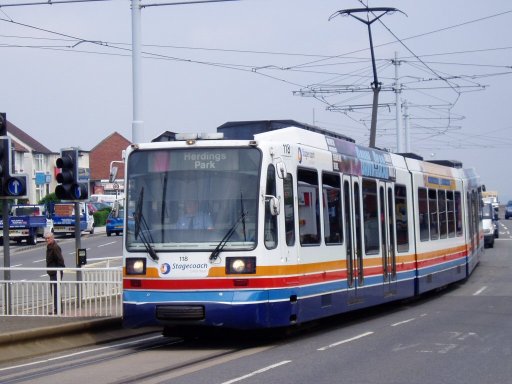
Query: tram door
343 176 364 304
379 182 397 296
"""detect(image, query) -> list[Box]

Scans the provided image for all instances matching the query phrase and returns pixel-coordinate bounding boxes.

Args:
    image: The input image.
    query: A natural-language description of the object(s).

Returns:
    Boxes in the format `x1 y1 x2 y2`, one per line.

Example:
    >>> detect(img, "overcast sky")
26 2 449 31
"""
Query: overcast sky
1 0 511 201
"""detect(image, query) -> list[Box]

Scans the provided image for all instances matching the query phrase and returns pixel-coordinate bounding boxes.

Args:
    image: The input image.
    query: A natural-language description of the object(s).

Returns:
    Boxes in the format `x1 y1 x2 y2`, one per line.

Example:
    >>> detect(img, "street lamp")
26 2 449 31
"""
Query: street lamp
329 7 405 148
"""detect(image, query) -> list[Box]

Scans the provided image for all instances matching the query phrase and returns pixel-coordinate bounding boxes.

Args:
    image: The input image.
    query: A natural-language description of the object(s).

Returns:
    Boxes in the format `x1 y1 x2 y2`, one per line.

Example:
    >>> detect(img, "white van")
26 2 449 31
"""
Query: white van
90 194 124 206
482 202 495 248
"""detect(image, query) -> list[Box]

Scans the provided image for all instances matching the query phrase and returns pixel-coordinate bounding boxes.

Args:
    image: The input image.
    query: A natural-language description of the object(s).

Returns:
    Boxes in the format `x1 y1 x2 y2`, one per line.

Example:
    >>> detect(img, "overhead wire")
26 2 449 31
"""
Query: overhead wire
1 3 512 150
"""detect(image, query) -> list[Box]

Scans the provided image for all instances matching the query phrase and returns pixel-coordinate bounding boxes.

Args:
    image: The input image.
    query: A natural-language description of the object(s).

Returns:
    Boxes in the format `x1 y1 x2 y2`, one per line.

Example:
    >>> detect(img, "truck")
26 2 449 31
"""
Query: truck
482 201 497 248
482 190 499 209
90 194 124 207
0 204 53 245
50 202 94 236
483 195 500 240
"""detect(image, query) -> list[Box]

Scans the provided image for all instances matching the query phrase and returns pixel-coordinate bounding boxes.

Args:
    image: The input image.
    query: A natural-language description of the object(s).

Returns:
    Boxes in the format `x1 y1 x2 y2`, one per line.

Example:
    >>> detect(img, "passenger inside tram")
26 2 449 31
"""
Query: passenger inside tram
176 200 213 230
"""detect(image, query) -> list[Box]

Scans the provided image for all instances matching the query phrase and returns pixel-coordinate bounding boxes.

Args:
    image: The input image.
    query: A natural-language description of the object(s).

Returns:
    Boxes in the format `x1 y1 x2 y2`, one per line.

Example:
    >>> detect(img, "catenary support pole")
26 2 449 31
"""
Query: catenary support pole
394 51 404 153
131 0 144 144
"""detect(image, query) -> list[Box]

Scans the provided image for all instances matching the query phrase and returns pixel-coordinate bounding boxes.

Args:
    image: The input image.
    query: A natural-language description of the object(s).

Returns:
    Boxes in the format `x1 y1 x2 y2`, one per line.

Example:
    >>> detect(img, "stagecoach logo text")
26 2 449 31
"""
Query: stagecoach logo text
160 262 209 275
184 152 227 169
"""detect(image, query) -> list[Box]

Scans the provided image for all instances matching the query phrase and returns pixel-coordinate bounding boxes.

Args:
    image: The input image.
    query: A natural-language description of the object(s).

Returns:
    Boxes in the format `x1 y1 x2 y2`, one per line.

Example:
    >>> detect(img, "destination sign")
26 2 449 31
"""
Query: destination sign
173 150 239 171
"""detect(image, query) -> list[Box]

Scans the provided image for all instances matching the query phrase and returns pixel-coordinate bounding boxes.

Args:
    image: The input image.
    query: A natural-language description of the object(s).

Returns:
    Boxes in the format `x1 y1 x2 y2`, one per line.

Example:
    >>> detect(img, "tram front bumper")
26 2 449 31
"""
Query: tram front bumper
123 289 294 329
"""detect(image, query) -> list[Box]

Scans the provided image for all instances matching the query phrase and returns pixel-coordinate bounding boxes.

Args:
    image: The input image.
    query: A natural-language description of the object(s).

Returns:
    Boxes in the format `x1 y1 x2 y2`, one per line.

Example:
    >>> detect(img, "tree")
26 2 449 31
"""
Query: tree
38 192 59 206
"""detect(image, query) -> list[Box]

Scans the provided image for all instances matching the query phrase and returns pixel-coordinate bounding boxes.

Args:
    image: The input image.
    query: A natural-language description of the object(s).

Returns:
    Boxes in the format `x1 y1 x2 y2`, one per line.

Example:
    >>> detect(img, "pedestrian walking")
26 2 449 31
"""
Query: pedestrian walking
45 233 65 314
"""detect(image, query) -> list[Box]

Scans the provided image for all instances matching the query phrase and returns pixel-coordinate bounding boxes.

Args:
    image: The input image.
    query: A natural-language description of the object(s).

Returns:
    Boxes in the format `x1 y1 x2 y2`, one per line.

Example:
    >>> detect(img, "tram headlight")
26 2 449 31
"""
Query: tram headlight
126 258 147 275
226 257 256 274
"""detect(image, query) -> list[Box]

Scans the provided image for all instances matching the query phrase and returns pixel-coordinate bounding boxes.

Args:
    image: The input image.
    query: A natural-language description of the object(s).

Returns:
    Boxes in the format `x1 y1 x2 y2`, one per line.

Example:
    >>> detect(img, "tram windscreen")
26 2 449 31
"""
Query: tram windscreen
125 147 261 252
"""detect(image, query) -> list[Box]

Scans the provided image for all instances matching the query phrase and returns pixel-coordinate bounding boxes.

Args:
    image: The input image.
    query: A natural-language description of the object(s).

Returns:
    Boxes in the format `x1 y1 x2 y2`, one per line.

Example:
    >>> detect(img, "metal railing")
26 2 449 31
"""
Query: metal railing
0 265 122 317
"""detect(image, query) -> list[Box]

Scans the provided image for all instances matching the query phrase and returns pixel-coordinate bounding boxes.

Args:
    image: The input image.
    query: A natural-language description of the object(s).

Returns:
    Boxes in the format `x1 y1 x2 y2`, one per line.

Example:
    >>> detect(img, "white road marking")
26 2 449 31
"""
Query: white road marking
221 360 292 384
473 286 487 296
391 318 416 327
98 241 117 247
317 331 374 351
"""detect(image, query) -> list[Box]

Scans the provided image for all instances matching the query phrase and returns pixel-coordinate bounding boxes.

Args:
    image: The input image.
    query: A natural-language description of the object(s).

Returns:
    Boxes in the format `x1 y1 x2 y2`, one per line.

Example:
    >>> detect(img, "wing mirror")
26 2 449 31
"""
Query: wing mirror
264 195 280 216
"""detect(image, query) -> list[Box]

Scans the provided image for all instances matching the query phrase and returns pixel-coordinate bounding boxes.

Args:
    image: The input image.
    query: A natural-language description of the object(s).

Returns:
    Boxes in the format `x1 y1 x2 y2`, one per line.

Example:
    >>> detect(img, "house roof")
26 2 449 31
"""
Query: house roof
89 132 131 180
89 132 127 152
6 120 55 154
11 139 30 153
152 131 177 142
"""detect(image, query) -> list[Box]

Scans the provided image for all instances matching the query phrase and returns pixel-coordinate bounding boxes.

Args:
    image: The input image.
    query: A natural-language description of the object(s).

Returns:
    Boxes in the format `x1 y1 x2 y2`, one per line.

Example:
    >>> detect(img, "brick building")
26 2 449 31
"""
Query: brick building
89 132 131 196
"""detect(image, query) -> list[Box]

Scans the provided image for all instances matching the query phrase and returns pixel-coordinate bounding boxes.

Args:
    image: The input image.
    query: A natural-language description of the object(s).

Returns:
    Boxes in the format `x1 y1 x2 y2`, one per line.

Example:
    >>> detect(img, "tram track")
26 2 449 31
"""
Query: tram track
110 342 273 384
0 330 276 384
0 332 165 383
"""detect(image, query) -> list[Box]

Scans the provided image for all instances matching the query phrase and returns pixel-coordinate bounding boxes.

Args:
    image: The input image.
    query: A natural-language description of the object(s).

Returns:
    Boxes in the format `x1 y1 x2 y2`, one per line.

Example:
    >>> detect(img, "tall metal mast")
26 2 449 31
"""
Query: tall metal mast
329 7 404 148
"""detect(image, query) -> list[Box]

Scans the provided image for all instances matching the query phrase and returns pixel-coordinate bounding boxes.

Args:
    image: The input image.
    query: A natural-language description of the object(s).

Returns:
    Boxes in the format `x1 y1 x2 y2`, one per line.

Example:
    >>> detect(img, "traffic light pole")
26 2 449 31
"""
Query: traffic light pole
75 202 82 305
2 200 11 314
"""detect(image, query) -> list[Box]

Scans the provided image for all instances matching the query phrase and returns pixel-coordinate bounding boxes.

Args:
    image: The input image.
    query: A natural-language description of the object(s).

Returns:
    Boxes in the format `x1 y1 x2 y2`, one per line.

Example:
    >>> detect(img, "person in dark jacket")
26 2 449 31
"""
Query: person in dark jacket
45 233 65 314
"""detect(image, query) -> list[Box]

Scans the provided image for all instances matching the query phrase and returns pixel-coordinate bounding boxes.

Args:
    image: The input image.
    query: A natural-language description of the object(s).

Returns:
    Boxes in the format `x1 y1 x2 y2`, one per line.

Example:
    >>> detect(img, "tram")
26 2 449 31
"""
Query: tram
122 121 483 330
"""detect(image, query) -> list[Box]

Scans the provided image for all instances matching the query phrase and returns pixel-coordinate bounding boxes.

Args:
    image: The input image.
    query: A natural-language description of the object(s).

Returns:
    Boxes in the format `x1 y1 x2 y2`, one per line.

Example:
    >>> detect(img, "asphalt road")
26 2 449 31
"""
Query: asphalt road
1 228 511 383
1 220 511 383
1 228 123 281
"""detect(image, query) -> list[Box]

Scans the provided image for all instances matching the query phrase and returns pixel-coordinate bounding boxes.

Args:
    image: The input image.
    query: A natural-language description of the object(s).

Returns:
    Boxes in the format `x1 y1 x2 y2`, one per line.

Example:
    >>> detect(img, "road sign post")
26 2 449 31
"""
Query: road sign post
2 200 11 314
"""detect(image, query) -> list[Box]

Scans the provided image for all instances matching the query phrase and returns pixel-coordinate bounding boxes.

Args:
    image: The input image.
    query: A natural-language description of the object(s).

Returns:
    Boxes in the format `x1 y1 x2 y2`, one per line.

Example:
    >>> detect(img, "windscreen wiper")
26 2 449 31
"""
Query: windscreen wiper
133 187 159 261
240 192 247 242
209 210 247 262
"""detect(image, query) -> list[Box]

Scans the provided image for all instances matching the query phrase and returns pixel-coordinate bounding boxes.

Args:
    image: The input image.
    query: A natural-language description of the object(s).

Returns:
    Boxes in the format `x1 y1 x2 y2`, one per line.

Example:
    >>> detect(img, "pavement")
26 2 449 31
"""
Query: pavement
0 225 160 365
0 316 160 364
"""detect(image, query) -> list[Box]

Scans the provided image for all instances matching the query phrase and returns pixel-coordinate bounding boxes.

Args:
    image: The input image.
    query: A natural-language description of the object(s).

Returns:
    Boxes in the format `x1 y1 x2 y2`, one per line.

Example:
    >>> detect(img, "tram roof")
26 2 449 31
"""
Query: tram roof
216 120 355 143
427 160 463 169
398 153 463 169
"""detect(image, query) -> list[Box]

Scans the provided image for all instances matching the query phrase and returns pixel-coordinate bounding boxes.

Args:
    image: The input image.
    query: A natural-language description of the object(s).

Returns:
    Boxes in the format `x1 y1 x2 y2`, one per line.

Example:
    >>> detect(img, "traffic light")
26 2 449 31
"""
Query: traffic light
0 136 27 198
0 136 10 179
0 137 11 195
55 148 88 200
0 113 6 136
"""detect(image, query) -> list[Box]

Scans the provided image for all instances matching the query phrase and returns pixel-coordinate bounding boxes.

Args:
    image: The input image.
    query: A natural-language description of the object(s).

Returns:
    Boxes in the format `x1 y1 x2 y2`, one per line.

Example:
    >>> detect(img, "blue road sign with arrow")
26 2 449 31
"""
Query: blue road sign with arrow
6 176 27 197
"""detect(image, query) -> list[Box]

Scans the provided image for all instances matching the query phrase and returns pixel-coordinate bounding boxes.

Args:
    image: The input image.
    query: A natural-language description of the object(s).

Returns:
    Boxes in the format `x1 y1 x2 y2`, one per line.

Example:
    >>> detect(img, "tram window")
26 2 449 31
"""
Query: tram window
284 173 296 246
429 189 439 240
298 168 320 245
264 164 278 249
362 179 379 255
455 191 463 236
322 172 343 245
395 184 409 252
438 190 447 239
447 191 455 237
418 188 429 241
